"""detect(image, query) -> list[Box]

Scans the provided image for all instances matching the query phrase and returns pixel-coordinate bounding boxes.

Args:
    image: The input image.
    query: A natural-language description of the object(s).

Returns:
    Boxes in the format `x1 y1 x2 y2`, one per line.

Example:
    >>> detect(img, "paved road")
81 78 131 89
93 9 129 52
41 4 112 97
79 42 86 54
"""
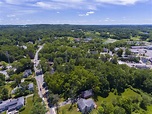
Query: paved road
34 44 56 114
34 45 44 98
34 44 72 114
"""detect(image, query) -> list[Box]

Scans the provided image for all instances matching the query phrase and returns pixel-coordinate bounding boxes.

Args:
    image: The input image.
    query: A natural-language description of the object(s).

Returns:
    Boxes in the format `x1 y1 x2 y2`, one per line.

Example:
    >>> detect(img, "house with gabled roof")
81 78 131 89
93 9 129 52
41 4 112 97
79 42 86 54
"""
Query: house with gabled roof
77 98 96 114
23 69 32 78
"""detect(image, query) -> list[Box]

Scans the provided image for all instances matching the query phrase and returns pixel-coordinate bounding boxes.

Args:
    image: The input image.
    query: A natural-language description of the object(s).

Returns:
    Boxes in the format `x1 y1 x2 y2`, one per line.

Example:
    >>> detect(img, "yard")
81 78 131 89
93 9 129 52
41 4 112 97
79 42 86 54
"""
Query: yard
4 84 12 95
49 88 152 114
20 96 34 114
103 38 118 44
58 104 81 114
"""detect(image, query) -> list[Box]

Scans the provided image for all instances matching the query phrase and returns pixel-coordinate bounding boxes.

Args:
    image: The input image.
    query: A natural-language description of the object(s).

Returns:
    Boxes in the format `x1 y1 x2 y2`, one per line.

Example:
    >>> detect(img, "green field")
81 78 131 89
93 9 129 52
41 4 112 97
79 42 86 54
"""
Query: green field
103 38 118 44
131 36 141 41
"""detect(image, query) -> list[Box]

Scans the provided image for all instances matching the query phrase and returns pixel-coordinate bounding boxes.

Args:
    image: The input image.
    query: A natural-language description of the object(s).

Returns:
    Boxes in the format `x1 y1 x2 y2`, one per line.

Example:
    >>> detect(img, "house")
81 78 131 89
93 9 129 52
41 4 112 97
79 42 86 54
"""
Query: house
84 38 92 42
130 49 139 55
77 98 96 114
135 65 150 69
131 46 146 49
74 38 81 42
28 83 34 91
81 89 93 99
11 86 22 94
103 48 109 53
0 97 24 113
23 69 32 78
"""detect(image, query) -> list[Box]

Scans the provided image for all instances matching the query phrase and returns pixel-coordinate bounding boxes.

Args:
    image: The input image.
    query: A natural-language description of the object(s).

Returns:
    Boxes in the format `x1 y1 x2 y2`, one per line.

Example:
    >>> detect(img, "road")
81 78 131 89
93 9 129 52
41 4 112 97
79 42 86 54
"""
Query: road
34 45 44 98
34 44 51 114
34 44 72 114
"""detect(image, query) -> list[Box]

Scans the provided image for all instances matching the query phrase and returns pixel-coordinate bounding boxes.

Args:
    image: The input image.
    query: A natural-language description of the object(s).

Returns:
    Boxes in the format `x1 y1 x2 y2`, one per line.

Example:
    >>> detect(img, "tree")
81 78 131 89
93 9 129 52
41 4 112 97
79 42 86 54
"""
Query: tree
30 102 47 114
114 106 126 114
140 95 150 110
0 73 5 86
125 48 131 55
0 87 9 100
97 106 104 114
1 61 7 70
101 102 114 114
117 49 123 57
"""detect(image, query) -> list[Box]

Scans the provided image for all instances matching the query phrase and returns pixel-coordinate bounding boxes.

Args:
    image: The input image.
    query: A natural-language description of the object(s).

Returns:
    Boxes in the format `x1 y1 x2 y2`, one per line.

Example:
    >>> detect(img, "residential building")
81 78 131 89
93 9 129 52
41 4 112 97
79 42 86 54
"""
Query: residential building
77 98 96 114
23 69 32 78
0 97 24 113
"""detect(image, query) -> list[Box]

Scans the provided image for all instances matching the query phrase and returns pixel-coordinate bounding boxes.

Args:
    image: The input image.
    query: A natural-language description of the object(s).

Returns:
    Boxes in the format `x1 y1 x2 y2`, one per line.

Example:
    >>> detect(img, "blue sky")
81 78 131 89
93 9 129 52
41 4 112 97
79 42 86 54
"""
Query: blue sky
0 0 152 25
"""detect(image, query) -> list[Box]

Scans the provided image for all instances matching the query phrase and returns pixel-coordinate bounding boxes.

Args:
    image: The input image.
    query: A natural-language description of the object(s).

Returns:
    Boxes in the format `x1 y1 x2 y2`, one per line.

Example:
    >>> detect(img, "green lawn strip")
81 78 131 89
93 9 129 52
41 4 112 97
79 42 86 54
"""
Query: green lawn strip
2 111 6 114
58 104 81 114
20 96 34 114
4 83 12 95
147 105 152 114
131 36 141 41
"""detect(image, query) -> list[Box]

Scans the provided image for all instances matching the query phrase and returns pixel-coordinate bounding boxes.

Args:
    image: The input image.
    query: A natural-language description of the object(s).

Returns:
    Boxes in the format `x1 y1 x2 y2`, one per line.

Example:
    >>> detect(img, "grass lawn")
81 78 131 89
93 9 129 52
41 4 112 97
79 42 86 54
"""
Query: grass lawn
2 111 6 114
20 96 34 114
103 38 118 44
131 36 141 41
59 88 152 114
58 104 81 114
147 106 152 114
122 88 142 99
5 84 12 95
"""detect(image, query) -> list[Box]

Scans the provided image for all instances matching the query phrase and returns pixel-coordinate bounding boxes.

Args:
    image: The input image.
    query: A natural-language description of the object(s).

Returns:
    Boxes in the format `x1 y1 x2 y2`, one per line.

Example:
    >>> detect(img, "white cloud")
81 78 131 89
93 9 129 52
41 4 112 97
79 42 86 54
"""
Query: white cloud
52 0 84 3
2 0 150 12
35 2 76 9
79 11 95 16
95 0 148 5
5 0 38 4
7 14 16 17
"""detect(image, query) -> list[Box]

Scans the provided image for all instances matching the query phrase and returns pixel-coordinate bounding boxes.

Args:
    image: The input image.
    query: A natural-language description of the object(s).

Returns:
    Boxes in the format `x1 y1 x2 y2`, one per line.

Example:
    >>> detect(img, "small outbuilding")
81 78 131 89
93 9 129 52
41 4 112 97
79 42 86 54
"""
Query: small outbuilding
28 83 34 91
81 89 93 99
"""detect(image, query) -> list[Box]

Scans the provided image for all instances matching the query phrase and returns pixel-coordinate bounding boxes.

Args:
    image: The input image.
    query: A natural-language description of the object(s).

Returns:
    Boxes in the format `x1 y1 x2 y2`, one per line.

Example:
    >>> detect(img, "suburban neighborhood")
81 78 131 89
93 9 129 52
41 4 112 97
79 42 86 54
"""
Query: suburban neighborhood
0 25 152 114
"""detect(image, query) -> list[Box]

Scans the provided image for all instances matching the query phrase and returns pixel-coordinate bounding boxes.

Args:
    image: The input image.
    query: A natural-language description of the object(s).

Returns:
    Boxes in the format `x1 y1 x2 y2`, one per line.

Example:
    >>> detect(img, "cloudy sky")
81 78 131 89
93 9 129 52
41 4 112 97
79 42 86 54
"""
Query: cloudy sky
0 0 152 25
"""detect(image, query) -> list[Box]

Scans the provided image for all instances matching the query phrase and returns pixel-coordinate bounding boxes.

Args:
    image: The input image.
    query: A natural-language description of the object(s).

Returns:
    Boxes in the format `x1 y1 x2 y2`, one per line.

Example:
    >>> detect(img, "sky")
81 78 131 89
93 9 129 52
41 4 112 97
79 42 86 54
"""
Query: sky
0 0 152 25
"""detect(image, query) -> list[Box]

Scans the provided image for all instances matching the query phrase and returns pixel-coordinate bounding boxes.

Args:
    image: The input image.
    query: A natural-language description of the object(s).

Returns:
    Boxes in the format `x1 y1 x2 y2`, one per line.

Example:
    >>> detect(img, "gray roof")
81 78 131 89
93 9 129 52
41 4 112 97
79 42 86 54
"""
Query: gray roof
23 69 32 77
82 89 93 98
0 97 24 113
7 99 18 107
17 97 24 106
28 83 34 90
77 98 95 111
